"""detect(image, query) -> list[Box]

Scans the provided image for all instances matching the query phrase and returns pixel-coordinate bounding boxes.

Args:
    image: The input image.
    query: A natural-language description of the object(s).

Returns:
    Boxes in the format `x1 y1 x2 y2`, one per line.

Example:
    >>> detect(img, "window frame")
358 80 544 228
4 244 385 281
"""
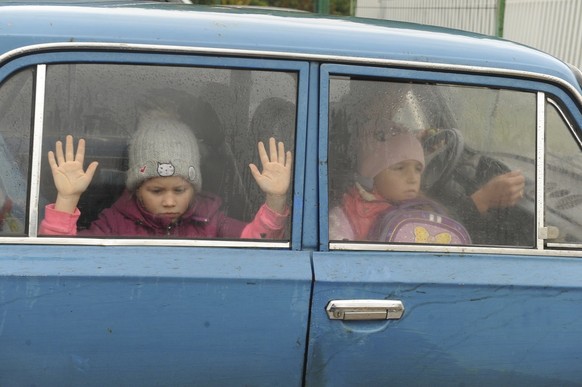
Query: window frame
321 63 582 256
0 50 310 249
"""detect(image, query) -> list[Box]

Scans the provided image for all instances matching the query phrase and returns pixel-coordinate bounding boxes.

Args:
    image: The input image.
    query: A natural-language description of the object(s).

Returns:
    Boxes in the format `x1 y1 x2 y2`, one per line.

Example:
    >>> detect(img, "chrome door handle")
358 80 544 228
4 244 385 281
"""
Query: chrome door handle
326 300 405 321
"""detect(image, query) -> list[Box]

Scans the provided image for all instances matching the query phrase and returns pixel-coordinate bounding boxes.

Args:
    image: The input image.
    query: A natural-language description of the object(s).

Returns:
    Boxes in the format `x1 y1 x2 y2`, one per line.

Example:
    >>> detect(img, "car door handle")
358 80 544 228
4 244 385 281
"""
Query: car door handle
325 300 405 321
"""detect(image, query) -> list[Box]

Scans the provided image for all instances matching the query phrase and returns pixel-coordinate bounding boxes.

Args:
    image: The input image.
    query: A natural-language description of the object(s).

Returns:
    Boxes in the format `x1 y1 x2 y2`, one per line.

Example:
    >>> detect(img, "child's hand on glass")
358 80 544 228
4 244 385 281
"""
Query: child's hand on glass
48 135 99 214
249 137 293 214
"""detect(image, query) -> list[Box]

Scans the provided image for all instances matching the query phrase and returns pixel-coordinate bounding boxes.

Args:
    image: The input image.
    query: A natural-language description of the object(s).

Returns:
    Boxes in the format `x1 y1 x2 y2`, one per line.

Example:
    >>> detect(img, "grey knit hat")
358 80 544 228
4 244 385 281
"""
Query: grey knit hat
126 110 202 192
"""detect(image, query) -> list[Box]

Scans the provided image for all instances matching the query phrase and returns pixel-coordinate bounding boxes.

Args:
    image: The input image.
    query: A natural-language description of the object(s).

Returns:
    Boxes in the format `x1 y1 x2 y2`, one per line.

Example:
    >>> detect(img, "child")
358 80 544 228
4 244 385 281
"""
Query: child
329 120 425 241
40 110 292 239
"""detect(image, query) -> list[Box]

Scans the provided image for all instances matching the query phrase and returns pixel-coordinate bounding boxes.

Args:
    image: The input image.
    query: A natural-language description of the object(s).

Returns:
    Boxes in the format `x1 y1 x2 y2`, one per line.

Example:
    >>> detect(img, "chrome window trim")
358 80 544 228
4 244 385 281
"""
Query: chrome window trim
0 236 289 248
328 242 582 257
0 42 581 106
567 63 582 89
545 97 582 249
536 92 545 250
28 64 46 238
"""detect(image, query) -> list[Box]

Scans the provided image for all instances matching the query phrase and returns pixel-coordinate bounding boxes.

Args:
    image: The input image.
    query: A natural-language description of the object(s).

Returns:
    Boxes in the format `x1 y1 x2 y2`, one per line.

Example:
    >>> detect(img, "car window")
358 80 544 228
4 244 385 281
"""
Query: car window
0 68 32 235
328 76 536 247
545 99 582 244
39 63 297 241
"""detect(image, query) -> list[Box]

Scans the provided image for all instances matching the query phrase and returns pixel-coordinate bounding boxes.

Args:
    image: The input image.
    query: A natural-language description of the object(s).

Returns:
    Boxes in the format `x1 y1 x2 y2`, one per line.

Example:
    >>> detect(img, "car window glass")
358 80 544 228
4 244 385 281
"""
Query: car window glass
545 100 582 244
0 68 32 235
40 64 296 241
328 77 536 247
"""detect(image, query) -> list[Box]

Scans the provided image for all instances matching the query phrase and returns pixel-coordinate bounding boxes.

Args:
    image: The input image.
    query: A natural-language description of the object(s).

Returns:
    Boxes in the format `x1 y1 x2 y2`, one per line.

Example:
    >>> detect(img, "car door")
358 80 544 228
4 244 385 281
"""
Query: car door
306 63 582 385
0 51 312 386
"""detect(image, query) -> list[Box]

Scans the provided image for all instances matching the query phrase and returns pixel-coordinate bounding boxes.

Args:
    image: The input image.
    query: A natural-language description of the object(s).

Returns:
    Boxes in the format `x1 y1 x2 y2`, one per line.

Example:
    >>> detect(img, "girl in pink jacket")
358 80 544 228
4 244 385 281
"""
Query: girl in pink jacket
328 121 425 241
40 110 292 239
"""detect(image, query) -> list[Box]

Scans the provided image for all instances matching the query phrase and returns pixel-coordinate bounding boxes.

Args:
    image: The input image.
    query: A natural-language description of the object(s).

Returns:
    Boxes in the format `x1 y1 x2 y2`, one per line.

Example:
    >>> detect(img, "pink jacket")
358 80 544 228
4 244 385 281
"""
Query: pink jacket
329 185 391 241
40 190 289 239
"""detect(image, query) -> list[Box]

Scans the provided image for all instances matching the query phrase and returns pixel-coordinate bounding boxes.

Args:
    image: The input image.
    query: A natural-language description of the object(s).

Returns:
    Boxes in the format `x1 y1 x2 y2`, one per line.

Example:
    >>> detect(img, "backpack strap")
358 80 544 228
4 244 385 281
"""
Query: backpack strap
393 197 448 215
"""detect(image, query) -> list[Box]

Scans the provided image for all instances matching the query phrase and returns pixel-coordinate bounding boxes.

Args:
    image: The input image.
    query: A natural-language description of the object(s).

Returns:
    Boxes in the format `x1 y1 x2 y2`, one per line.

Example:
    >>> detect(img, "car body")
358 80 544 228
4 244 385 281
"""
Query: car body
1 1 582 386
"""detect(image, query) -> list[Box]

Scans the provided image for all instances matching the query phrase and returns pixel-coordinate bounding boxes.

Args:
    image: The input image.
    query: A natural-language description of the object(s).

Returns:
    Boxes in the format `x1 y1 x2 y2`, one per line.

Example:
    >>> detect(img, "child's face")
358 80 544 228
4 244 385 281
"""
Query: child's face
373 160 422 202
136 176 195 222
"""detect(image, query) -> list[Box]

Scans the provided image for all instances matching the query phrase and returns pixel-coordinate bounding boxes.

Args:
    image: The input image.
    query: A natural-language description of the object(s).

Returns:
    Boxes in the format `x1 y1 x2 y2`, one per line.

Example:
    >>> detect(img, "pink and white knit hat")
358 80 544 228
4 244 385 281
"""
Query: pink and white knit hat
356 120 425 190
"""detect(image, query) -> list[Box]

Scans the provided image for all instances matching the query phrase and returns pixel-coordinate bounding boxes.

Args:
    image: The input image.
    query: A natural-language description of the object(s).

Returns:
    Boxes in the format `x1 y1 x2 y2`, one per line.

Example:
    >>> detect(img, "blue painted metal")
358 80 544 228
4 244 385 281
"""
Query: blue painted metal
307 252 582 385
1 2 582 385
0 2 579 91
309 60 582 384
0 30 315 384
302 62 321 251
0 246 312 385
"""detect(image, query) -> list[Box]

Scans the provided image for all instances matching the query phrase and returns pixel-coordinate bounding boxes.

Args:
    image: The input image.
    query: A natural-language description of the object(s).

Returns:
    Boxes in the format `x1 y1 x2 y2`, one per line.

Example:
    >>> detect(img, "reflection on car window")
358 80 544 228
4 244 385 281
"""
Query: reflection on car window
328 77 536 247
0 69 32 236
545 100 582 244
39 64 297 241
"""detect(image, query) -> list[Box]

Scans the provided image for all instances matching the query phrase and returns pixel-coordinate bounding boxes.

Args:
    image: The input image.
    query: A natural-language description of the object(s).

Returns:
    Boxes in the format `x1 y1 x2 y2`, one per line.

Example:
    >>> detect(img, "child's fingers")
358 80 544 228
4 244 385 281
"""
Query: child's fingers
65 135 75 162
269 137 277 162
285 150 293 170
76 138 86 165
248 163 261 181
257 141 269 166
47 151 57 170
277 141 285 165
84 161 99 182
54 140 65 165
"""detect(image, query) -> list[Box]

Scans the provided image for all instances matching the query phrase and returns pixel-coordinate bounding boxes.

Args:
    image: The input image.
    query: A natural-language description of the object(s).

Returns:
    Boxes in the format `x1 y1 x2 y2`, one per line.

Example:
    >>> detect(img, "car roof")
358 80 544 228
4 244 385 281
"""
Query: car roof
1 1 580 92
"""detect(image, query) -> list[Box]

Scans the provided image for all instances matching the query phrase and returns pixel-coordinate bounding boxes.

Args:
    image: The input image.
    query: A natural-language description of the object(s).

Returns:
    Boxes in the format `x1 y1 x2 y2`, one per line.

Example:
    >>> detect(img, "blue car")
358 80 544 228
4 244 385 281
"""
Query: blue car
1 1 582 386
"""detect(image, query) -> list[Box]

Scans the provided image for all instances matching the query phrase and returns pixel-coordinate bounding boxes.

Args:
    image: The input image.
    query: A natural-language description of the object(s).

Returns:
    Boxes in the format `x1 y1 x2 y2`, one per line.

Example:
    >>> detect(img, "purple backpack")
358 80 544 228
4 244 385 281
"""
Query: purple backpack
367 198 471 245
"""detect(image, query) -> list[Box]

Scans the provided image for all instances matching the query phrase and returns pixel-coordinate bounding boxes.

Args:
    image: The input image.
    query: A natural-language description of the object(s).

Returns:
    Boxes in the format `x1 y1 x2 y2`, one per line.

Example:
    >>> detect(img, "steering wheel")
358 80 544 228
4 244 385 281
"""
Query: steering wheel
421 128 464 192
